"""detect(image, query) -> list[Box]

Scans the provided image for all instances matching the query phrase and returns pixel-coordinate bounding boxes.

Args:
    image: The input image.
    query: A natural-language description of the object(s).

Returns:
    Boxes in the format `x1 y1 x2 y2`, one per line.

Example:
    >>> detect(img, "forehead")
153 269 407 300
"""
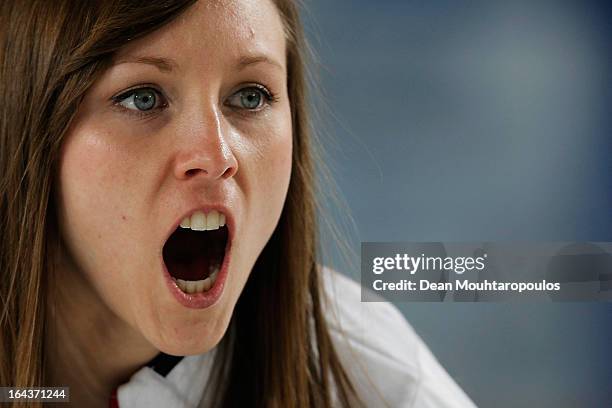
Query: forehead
114 0 286 71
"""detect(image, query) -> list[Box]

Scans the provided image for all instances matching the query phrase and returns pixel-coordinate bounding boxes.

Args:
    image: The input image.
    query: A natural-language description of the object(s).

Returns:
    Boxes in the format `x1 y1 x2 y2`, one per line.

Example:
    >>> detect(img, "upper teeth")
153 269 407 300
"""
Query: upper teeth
180 210 226 231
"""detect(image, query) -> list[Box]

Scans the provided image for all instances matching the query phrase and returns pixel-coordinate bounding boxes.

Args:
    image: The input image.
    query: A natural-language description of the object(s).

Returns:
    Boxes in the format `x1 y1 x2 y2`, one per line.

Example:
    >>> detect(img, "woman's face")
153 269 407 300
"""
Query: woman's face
56 0 292 355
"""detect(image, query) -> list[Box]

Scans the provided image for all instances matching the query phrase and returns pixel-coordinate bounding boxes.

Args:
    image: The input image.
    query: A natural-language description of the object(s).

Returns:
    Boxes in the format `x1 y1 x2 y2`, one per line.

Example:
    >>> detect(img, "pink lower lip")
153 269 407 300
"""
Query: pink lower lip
162 236 232 309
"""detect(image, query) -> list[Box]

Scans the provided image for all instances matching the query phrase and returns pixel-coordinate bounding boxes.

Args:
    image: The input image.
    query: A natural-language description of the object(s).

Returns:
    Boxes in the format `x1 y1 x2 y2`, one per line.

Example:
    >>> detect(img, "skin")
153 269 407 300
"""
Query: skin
47 0 292 405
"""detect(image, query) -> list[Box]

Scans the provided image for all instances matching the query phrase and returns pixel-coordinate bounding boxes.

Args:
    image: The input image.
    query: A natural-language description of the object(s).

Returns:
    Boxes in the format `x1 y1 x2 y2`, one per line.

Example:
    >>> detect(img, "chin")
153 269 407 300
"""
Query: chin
149 312 232 357
157 339 217 357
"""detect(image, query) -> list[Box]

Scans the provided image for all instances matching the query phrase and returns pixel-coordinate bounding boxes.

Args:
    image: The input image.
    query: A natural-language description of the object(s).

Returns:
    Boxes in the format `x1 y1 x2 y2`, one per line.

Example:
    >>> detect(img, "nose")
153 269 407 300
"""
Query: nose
173 107 238 182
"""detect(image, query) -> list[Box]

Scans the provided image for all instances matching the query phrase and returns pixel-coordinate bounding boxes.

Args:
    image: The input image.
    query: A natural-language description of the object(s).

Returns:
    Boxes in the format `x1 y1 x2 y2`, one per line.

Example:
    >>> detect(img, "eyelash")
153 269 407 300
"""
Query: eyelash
110 83 279 120
226 84 279 115
111 84 167 119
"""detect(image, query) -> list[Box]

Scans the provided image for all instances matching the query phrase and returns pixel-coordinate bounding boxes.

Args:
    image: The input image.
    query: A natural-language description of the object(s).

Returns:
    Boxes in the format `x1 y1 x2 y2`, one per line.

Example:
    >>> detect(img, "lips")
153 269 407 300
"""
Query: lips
161 207 233 308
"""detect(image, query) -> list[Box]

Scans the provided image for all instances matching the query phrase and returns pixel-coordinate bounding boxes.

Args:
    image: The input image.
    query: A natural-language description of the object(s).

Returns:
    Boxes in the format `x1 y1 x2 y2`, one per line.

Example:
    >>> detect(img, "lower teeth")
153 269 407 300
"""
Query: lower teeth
174 268 219 294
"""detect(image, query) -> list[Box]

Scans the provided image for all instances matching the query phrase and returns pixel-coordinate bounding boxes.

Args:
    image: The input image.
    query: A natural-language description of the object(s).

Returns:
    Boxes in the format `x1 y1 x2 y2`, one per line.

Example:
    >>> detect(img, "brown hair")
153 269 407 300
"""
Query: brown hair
0 0 359 407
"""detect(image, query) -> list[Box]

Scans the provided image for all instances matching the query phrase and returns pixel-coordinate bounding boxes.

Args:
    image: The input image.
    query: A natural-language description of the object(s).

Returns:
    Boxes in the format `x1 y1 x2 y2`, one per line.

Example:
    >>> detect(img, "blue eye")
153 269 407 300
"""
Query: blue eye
240 89 262 109
114 87 165 112
226 86 274 111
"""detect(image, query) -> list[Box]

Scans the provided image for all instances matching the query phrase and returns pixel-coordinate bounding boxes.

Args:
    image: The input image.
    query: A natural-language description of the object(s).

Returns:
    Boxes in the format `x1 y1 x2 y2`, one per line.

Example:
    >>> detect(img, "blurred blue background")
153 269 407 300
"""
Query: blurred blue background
305 0 612 406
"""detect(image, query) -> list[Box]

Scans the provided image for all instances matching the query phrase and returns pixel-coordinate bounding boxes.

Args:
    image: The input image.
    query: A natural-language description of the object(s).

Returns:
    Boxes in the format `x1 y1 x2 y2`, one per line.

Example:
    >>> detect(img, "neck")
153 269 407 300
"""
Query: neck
45 248 158 407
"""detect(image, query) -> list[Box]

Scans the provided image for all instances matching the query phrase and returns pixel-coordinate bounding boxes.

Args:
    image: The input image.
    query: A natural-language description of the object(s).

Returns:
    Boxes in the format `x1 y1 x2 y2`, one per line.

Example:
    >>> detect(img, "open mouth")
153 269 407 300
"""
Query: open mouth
162 210 229 295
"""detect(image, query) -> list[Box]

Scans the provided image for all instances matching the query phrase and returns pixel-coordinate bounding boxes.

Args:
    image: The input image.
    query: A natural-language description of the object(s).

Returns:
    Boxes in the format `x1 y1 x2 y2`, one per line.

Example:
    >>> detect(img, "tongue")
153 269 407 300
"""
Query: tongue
168 254 211 281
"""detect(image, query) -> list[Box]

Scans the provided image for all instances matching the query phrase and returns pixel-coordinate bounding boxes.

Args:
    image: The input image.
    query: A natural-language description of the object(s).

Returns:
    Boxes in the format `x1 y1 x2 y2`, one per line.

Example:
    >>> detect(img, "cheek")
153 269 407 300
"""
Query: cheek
59 127 125 214
234 114 293 265
263 133 292 199
56 129 144 299
58 123 149 241
58 133 115 255
255 119 293 217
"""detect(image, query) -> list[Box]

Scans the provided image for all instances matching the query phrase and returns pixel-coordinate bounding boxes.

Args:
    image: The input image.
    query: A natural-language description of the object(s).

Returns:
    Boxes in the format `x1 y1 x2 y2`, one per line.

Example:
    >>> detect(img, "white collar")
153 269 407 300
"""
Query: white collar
117 350 216 408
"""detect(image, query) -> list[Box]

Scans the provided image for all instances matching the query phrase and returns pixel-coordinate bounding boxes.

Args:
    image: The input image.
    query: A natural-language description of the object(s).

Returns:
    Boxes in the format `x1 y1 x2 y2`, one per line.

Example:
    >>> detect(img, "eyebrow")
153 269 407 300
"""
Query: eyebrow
237 55 285 71
113 56 177 73
113 54 284 73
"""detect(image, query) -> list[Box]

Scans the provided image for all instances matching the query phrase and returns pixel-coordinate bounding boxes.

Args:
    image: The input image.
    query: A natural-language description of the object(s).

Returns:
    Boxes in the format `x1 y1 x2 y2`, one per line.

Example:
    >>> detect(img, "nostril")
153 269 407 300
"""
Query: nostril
221 165 236 179
185 168 208 178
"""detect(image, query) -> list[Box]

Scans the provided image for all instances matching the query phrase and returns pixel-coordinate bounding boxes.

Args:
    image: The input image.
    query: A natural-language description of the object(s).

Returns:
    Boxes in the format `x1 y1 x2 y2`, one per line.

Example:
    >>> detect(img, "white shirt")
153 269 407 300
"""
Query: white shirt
117 269 476 407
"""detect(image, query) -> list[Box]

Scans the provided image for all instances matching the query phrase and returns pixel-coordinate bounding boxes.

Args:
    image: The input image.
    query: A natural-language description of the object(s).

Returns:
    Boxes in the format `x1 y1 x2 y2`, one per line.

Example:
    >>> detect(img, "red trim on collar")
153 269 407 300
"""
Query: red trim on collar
109 387 119 408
